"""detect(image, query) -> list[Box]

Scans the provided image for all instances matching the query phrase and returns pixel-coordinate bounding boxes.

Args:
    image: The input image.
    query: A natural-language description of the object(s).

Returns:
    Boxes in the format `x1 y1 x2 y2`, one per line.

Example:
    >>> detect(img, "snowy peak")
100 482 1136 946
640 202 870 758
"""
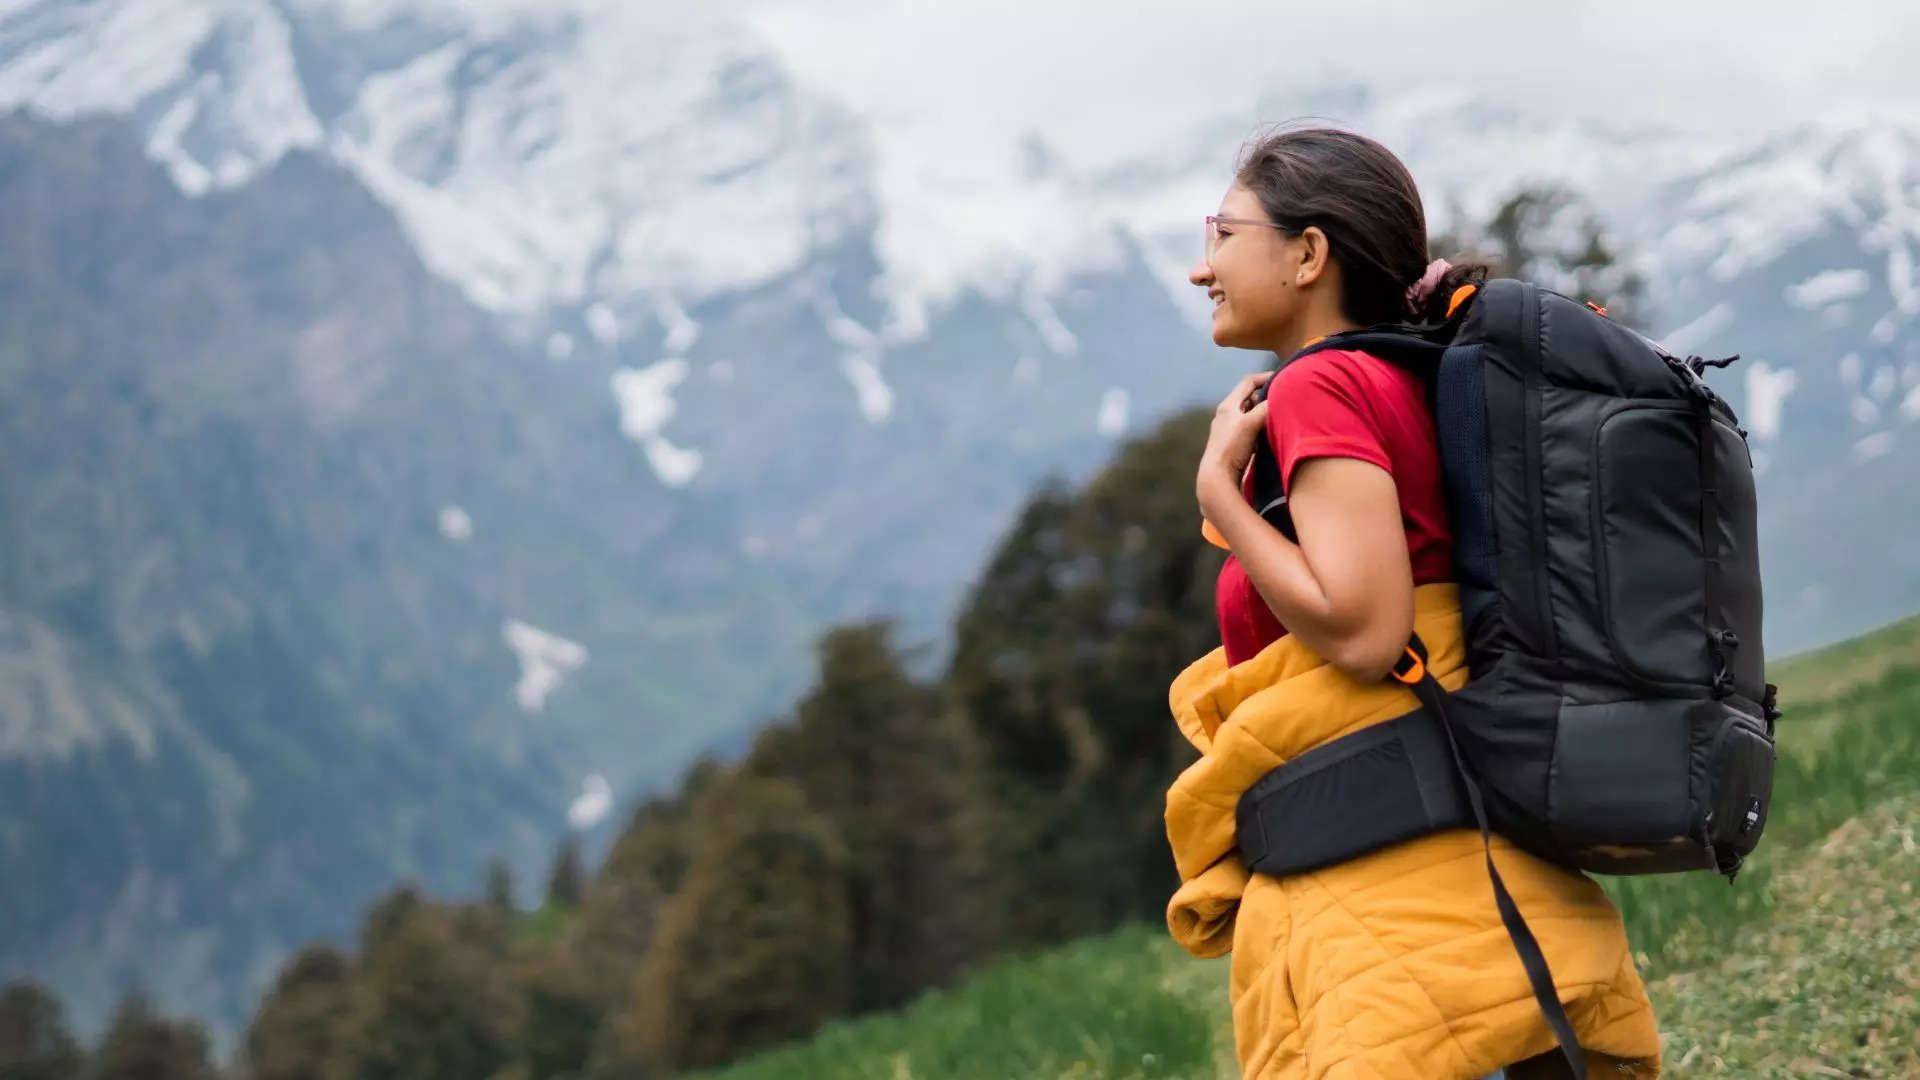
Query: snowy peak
0 0 871 331
4 1 1920 361
0 0 322 193
1659 116 1920 300
316 3 870 316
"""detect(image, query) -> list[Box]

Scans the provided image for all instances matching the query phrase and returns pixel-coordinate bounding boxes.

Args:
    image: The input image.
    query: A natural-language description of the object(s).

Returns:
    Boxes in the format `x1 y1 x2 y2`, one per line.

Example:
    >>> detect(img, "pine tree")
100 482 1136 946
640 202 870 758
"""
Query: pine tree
545 837 585 911
565 758 722 1062
873 701 999 995
763 621 995 1011
511 953 601 1080
484 857 516 914
347 902 520 1080
242 945 356 1080
612 776 850 1073
87 992 217 1080
570 805 672 1001
0 981 85 1080
359 885 423 957
947 484 1081 783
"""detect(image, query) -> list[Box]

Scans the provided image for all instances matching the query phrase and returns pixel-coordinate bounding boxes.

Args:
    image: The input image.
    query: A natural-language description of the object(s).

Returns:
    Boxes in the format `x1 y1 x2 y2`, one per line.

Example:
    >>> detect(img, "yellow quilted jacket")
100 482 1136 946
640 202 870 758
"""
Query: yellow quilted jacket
1164 584 1662 1080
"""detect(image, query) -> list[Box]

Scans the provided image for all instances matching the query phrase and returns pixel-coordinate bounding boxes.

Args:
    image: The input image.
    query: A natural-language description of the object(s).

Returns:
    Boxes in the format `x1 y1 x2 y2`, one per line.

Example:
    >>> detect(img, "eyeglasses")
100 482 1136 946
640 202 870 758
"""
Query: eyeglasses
1205 214 1290 261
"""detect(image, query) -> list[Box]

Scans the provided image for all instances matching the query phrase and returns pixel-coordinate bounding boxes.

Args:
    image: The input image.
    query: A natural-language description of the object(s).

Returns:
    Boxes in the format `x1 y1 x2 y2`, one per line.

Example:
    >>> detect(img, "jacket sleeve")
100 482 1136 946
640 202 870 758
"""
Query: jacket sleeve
1166 851 1249 957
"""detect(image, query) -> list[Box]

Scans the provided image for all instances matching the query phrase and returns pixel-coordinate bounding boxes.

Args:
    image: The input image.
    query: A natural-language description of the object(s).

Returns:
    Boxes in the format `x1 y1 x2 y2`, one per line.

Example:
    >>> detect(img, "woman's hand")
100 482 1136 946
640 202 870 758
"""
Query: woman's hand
1195 371 1273 515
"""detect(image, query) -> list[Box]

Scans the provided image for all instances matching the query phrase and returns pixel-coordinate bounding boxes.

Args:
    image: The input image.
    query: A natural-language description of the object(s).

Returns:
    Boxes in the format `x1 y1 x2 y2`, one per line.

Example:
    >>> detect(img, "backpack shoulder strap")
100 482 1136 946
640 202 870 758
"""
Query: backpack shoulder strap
1303 330 1449 378
1278 329 1448 369
1246 329 1455 533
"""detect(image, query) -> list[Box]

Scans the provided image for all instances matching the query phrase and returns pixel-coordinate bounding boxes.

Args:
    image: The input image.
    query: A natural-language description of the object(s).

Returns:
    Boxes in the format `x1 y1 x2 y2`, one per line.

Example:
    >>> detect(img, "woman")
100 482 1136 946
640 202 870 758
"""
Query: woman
1162 127 1663 1079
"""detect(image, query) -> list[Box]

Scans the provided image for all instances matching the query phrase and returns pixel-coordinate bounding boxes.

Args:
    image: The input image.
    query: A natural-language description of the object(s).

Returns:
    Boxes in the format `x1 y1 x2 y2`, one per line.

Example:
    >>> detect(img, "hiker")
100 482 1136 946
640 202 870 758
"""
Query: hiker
1163 127 1664 1079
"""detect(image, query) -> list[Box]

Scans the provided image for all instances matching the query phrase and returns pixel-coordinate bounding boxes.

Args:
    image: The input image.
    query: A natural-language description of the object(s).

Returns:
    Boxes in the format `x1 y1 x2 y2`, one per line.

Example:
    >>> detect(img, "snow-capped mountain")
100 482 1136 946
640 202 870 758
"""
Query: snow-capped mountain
7 2 1916 480
8 1 1916 450
0 0 1917 1049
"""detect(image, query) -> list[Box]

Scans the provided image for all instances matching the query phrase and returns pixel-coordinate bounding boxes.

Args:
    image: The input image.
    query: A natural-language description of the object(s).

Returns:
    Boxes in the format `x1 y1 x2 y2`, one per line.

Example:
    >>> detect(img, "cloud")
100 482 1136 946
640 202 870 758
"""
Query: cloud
738 1 1920 160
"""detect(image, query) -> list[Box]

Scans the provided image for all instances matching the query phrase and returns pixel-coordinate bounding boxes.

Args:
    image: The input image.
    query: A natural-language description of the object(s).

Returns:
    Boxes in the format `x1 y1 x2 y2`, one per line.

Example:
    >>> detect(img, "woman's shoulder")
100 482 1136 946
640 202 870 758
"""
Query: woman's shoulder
1274 346 1417 396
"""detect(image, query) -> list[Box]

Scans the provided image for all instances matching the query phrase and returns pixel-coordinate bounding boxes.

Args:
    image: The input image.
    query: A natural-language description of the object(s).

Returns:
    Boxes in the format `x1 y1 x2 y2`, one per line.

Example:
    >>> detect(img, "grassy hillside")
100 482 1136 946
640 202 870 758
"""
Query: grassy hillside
692 614 1920 1080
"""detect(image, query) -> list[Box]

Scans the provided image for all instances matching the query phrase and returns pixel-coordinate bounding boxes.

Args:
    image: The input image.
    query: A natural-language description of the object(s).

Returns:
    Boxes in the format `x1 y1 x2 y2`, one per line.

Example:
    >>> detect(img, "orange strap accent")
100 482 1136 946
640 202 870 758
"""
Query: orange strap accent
1445 284 1478 318
1586 300 1609 317
1391 646 1427 685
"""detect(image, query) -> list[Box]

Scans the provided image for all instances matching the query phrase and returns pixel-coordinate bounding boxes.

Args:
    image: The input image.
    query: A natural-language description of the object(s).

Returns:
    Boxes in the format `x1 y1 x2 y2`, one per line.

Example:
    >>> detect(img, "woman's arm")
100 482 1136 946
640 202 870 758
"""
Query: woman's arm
1200 459 1414 681
1195 373 1415 681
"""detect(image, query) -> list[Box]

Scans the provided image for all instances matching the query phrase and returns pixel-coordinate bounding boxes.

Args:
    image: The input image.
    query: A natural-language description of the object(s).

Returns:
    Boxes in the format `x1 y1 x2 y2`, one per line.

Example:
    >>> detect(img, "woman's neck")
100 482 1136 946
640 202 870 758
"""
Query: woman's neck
1271 312 1361 361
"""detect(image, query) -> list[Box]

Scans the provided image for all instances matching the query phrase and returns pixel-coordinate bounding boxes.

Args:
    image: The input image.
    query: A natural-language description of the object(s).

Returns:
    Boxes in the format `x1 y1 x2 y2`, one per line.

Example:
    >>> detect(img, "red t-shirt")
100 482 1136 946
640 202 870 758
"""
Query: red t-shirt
1215 348 1455 666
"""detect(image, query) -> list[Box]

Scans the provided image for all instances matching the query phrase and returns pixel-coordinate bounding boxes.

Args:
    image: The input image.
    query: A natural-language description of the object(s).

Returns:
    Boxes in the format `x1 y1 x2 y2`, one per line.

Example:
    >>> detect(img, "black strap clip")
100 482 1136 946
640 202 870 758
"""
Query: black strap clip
1686 352 1742 375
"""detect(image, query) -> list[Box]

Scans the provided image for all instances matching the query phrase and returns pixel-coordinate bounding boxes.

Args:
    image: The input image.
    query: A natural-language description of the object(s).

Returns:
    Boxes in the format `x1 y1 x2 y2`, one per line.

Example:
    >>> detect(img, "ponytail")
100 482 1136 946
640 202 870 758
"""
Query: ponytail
1404 257 1491 325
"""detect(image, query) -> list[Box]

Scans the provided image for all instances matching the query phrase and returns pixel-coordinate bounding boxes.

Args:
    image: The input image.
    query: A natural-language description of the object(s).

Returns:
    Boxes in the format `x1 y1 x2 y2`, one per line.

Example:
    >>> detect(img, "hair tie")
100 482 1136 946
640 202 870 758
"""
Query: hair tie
1405 259 1452 314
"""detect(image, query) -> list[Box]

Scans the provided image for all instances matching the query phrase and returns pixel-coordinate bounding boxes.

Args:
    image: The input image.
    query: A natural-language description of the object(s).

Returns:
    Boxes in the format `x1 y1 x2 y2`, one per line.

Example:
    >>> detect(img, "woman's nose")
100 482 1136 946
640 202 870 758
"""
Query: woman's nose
1189 258 1213 287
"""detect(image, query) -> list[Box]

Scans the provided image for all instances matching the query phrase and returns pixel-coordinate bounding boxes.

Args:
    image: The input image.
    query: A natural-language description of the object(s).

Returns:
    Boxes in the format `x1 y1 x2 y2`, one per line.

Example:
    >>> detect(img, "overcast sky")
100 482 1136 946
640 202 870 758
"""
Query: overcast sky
738 1 1920 161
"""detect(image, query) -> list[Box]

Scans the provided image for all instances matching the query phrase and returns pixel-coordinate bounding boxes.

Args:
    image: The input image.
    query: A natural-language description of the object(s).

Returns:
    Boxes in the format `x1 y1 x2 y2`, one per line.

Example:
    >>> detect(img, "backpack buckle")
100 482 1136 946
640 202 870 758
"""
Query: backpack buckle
1391 645 1427 686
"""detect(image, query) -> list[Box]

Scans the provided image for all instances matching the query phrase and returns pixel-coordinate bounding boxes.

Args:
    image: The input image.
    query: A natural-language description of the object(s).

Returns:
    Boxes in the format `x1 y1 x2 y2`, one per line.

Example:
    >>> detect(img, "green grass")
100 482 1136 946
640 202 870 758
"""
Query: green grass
1604 615 1920 978
1648 794 1920 1077
683 927 1229 1080
694 614 1920 1080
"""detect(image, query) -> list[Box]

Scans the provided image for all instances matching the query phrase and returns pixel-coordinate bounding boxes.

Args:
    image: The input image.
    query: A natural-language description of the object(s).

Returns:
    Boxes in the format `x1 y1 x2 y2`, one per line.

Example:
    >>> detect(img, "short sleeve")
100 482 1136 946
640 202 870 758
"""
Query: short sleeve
1265 350 1393 495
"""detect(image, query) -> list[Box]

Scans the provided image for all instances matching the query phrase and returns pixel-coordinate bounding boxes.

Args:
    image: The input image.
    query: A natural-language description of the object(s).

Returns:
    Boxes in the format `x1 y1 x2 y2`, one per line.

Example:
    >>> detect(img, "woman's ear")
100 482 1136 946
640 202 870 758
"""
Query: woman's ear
1295 225 1331 287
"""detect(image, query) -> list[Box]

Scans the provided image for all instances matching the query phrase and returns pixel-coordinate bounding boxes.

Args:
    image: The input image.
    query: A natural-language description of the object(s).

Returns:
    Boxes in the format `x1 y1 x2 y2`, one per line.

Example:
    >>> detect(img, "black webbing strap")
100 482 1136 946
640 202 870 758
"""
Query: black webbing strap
1392 633 1585 1079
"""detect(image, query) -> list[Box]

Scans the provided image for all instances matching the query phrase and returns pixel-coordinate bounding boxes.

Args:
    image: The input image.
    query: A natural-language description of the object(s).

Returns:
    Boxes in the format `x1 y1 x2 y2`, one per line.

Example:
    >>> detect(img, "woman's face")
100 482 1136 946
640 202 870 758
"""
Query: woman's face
1189 184 1309 350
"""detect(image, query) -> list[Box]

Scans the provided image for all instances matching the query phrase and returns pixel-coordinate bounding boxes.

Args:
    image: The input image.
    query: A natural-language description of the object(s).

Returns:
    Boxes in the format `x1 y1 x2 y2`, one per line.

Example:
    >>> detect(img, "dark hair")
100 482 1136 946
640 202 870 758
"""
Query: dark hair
1234 126 1486 326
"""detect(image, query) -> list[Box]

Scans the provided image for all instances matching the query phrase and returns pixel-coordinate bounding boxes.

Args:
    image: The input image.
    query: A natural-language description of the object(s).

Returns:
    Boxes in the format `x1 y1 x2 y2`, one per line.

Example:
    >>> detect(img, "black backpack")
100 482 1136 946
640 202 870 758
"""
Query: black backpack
1233 278 1779 1075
